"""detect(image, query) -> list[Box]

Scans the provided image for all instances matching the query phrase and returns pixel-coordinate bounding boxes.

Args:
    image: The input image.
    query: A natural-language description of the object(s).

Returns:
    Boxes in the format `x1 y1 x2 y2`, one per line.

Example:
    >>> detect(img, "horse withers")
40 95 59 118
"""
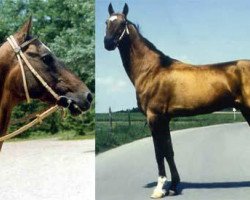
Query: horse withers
0 17 93 150
104 3 250 199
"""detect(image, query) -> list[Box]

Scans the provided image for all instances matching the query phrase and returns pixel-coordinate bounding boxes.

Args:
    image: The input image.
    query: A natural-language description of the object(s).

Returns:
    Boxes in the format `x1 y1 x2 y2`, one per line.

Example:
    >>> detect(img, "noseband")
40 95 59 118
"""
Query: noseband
7 35 60 103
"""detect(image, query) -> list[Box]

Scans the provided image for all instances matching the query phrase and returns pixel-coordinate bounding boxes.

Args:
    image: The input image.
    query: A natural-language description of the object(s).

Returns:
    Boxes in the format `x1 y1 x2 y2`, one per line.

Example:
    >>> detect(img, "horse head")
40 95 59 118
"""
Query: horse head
104 3 130 50
1 17 93 116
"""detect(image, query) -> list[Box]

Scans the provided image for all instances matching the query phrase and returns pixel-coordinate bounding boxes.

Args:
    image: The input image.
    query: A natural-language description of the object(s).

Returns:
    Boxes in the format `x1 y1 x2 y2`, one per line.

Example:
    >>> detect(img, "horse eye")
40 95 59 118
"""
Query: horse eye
41 54 53 65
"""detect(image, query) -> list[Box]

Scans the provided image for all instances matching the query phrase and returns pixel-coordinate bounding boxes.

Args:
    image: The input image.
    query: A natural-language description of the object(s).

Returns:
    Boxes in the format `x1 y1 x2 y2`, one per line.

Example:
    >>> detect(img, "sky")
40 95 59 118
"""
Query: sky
95 0 250 113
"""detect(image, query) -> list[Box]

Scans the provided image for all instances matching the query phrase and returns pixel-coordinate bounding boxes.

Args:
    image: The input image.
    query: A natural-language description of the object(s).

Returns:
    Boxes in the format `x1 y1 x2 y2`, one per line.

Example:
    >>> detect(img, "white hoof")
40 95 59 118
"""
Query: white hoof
150 188 166 199
150 176 167 199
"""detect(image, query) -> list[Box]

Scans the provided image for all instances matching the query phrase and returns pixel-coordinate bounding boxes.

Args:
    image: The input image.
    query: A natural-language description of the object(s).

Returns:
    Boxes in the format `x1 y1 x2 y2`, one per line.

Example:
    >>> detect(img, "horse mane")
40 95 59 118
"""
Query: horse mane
128 20 178 67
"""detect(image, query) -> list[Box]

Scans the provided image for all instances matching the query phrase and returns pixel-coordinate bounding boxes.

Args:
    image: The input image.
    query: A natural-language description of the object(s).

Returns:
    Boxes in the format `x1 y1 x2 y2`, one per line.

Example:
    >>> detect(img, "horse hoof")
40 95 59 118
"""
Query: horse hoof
167 189 177 196
167 183 180 196
150 189 166 199
150 176 167 198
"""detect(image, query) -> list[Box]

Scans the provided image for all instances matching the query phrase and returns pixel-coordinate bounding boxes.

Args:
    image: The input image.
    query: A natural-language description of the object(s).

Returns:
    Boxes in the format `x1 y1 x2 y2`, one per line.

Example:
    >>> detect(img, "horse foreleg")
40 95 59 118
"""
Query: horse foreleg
0 91 15 151
240 108 250 126
151 134 167 199
0 107 12 151
148 113 180 198
154 126 180 196
164 134 180 195
152 135 166 177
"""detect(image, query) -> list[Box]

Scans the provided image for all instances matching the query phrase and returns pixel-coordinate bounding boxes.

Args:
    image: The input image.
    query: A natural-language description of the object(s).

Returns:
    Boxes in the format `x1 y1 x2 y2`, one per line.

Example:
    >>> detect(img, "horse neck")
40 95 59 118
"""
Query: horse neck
0 43 14 100
118 24 162 85
0 43 16 137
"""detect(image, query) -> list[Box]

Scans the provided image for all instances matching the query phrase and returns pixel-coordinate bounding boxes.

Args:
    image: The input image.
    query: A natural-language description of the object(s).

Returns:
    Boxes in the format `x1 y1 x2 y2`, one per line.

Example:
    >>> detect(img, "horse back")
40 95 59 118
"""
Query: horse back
136 59 250 116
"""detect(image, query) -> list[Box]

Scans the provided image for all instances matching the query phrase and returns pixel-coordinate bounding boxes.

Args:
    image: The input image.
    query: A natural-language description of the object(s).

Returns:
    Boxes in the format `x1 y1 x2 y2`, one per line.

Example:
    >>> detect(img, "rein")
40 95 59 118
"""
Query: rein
0 35 62 141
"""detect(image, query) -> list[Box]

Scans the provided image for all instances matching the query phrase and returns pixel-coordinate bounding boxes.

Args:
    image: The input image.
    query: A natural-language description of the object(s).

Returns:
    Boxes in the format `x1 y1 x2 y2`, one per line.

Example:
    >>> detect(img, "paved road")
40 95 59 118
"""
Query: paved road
0 139 95 200
96 123 250 200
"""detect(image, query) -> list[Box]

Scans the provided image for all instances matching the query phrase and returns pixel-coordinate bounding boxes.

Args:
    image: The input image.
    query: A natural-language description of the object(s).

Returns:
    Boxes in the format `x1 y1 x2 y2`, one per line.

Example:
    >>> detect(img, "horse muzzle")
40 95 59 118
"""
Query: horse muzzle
57 92 93 116
104 36 117 51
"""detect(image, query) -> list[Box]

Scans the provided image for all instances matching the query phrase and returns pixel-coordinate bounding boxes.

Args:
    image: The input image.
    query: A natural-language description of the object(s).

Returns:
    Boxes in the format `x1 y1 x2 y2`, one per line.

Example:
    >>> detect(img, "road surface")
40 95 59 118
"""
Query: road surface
96 123 250 200
0 139 95 200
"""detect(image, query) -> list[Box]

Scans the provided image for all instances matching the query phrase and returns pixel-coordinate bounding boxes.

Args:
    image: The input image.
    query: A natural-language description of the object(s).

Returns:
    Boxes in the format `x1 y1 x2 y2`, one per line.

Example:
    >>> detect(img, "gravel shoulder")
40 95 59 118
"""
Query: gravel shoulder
0 139 95 200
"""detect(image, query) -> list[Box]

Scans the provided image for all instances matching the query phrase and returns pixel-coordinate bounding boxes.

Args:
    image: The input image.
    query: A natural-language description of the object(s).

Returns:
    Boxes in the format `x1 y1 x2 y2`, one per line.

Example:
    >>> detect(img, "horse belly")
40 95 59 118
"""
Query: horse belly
168 82 235 116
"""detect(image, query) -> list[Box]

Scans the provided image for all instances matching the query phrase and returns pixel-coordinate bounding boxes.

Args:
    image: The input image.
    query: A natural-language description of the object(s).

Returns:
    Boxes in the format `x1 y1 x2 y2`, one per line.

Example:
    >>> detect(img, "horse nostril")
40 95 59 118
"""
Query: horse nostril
86 92 93 103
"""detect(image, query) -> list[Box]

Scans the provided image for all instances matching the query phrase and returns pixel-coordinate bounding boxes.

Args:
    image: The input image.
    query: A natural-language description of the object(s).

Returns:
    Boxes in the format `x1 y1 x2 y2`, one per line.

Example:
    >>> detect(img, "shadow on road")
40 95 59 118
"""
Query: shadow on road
144 181 250 193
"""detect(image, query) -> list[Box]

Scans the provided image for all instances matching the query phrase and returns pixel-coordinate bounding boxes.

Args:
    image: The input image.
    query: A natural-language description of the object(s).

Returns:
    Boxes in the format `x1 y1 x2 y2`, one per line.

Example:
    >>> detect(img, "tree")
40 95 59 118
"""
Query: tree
0 0 94 137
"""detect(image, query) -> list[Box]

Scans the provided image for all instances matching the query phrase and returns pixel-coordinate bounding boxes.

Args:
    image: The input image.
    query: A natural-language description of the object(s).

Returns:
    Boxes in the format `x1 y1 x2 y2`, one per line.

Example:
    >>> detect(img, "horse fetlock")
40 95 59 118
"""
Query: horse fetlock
168 180 180 196
150 176 167 199
172 173 180 183
167 189 177 196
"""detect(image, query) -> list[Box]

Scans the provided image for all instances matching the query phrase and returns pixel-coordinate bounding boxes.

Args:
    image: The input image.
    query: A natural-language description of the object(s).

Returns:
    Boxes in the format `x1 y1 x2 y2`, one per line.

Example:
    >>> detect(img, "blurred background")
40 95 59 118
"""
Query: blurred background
0 0 94 139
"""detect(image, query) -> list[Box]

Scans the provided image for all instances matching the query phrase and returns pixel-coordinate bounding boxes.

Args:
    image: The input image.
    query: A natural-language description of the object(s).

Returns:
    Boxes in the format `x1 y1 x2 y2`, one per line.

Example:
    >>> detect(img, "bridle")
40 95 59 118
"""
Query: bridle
117 21 129 42
107 17 129 47
7 35 60 103
0 35 79 142
7 35 79 110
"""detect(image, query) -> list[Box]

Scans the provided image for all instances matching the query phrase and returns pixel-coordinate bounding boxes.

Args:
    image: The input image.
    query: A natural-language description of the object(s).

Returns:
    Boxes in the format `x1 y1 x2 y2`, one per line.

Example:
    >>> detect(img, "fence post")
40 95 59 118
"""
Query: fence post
109 107 113 133
233 108 236 120
128 109 131 127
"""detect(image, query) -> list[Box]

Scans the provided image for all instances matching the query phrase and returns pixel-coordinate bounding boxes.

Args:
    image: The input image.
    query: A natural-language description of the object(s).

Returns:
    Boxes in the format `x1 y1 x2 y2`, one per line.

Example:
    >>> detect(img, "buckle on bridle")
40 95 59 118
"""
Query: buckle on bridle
14 46 21 54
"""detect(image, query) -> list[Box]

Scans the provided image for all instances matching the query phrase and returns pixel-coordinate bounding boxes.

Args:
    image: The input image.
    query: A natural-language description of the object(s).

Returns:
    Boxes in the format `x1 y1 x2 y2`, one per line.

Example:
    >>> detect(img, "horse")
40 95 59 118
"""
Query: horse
0 17 93 151
104 3 250 199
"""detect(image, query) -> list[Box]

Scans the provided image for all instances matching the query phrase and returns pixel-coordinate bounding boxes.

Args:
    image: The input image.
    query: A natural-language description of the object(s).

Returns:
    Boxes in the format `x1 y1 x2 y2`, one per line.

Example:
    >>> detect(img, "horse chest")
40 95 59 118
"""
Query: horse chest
135 87 170 115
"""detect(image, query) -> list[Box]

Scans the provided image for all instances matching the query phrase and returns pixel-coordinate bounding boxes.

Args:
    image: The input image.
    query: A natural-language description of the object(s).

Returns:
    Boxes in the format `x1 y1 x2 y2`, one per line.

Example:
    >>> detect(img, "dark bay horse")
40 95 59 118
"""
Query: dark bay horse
104 3 250 198
0 17 93 150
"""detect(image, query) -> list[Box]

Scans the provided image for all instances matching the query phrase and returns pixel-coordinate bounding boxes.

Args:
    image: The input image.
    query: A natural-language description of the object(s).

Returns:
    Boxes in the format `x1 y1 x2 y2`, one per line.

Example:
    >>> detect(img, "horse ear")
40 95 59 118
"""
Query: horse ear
122 3 129 17
108 3 114 15
15 16 32 44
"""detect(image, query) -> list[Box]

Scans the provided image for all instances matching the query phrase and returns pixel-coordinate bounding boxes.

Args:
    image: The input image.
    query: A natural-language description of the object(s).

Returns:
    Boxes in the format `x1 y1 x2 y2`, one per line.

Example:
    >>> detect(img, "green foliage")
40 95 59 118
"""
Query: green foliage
0 0 94 138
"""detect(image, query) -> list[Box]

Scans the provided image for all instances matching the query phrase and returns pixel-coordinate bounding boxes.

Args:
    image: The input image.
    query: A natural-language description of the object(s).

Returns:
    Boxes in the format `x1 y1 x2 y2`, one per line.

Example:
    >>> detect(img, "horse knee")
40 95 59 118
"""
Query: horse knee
0 142 3 151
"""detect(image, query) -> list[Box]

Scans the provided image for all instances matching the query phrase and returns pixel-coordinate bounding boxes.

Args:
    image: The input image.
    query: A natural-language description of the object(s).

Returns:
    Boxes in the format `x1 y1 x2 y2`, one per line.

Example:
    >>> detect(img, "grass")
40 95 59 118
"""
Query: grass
96 112 245 153
59 131 95 140
96 121 150 153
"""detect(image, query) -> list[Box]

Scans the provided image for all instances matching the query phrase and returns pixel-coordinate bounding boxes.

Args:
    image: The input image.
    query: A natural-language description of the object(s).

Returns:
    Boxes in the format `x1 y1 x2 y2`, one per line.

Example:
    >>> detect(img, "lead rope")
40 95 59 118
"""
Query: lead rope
0 105 59 142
